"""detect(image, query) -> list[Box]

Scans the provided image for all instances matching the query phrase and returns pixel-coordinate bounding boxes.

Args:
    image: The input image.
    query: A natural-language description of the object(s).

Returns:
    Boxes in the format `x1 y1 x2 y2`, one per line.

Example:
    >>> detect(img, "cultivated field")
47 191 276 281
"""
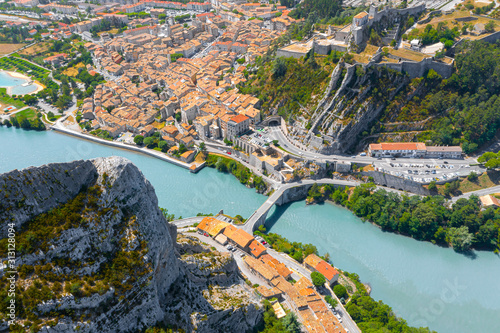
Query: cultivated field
0 43 26 55
18 42 50 56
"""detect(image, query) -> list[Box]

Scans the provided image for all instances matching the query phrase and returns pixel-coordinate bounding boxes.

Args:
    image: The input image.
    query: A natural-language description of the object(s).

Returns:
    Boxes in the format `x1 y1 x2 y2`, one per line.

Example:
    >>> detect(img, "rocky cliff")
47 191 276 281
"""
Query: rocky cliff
306 65 410 153
0 157 262 333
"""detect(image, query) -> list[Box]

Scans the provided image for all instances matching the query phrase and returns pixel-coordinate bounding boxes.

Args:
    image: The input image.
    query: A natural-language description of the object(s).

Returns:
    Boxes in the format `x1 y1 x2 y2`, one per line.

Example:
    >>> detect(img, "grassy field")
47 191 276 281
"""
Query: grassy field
434 170 500 196
151 121 165 129
0 88 27 111
388 48 431 62
416 10 499 32
0 43 26 55
18 42 50 57
98 28 119 36
11 108 37 122
194 151 207 163
62 62 85 77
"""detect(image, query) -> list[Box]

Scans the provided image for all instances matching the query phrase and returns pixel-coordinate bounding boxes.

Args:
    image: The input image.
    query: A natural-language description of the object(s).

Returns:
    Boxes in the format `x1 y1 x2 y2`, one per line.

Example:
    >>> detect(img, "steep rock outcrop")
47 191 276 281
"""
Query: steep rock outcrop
0 157 179 333
0 157 263 333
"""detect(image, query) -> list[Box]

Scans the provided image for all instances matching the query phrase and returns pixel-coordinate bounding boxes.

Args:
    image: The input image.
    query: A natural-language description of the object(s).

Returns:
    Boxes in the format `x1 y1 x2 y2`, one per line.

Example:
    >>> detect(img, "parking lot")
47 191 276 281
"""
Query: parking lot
373 160 480 183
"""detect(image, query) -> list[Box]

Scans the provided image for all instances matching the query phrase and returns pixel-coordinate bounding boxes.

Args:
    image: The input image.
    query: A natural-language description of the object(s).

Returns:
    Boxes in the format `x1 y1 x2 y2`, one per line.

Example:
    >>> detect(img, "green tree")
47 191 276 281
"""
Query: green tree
325 295 338 308
215 158 227 172
446 226 474 252
143 136 156 149
158 140 169 152
199 142 206 152
272 57 287 78
281 312 301 333
134 135 144 145
311 271 326 287
333 284 347 299
428 180 437 191
467 172 478 181
485 21 495 33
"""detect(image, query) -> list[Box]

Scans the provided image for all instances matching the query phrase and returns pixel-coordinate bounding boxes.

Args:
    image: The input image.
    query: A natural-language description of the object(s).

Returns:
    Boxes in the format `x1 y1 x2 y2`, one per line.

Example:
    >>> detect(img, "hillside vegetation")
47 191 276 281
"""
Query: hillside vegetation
288 0 343 20
368 41 500 153
309 183 500 252
239 52 336 121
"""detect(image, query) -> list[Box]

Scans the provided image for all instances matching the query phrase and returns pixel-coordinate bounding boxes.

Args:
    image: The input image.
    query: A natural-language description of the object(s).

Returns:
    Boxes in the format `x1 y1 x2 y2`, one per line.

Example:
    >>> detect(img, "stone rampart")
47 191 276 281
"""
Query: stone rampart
362 171 430 195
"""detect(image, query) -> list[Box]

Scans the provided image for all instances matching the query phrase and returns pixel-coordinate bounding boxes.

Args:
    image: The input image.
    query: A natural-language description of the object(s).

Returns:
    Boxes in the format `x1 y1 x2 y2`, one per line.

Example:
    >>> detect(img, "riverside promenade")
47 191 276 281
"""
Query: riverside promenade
51 121 195 170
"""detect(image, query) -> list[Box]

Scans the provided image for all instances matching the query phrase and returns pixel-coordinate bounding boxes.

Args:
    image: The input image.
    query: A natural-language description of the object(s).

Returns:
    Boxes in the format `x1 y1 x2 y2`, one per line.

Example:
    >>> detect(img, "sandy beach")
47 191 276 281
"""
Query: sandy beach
5 70 30 80
1 70 44 95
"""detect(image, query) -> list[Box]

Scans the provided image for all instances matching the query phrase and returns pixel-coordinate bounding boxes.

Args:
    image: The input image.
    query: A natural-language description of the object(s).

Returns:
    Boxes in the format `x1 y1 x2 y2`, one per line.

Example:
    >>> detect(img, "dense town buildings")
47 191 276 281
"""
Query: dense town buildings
196 216 346 333
81 12 288 153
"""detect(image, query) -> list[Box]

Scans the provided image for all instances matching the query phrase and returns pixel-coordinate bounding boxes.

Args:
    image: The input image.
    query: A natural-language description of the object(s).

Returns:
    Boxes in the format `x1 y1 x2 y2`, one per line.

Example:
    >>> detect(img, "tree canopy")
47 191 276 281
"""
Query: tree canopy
327 183 500 252
311 271 326 287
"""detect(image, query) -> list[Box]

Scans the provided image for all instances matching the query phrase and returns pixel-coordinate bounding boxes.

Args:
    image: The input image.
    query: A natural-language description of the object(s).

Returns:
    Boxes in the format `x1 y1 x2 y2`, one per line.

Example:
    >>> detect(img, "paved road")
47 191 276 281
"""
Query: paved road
171 216 204 228
265 248 360 333
268 126 477 166
243 178 408 233
451 185 500 202
181 229 360 333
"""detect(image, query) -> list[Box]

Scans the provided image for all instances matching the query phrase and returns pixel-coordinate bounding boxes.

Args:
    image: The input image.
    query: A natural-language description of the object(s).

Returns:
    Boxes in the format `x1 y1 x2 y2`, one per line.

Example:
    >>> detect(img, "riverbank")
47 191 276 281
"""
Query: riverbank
305 182 500 253
0 70 44 95
51 125 198 171
1 126 499 333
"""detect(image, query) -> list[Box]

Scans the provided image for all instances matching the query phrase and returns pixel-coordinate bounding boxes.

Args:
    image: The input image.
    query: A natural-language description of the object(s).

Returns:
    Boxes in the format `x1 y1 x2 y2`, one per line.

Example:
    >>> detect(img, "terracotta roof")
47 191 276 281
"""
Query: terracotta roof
304 254 322 268
197 217 229 236
230 114 249 124
260 254 292 278
248 239 267 258
369 142 426 151
229 228 254 248
256 286 282 298
354 12 368 19
480 195 500 207
315 260 339 282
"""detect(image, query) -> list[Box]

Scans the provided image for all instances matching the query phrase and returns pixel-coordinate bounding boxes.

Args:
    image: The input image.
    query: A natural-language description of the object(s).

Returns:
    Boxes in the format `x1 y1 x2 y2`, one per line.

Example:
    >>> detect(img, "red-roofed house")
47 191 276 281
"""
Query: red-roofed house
248 239 267 258
226 114 249 140
304 254 339 286
43 53 68 67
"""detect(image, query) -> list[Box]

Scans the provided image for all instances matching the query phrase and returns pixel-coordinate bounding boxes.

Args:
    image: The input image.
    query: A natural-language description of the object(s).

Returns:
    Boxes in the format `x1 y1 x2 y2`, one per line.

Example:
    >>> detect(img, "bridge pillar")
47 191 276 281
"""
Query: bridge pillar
253 210 270 232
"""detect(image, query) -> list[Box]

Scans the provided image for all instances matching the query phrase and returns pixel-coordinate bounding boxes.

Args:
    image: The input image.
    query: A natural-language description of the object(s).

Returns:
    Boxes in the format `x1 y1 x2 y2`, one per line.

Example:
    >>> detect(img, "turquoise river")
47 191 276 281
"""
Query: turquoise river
0 126 499 333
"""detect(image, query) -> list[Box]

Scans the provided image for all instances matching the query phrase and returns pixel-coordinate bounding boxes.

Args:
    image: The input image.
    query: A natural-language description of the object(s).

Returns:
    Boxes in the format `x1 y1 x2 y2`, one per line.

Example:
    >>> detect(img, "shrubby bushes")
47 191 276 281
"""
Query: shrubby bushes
327 183 499 252
254 228 319 263
344 272 434 333
206 154 267 192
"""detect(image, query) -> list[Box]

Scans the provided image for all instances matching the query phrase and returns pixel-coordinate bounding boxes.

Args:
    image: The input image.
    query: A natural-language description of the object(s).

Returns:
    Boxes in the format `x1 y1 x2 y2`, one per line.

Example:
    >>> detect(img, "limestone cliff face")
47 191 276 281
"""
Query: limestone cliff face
0 157 262 333
305 65 410 154
0 157 179 332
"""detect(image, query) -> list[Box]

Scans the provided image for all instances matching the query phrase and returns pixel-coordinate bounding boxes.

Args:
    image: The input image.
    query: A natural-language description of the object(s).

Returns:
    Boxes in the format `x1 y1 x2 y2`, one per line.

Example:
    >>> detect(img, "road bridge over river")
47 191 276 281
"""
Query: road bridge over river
241 178 406 233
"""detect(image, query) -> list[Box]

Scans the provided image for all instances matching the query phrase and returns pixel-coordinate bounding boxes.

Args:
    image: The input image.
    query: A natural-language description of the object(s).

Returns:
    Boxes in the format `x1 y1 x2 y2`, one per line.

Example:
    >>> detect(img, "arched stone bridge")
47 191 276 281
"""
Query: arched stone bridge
242 179 359 233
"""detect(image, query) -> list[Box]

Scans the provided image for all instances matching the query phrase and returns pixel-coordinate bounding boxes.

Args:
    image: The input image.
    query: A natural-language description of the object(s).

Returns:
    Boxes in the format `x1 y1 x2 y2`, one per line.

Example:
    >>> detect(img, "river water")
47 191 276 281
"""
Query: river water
1 126 499 333
0 71 38 95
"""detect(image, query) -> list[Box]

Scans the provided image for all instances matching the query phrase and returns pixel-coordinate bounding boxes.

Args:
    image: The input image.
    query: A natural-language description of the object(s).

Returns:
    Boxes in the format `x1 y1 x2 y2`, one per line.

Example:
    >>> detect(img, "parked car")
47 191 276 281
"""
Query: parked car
227 152 231 155
261 240 267 245
360 152 367 156
203 233 208 237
